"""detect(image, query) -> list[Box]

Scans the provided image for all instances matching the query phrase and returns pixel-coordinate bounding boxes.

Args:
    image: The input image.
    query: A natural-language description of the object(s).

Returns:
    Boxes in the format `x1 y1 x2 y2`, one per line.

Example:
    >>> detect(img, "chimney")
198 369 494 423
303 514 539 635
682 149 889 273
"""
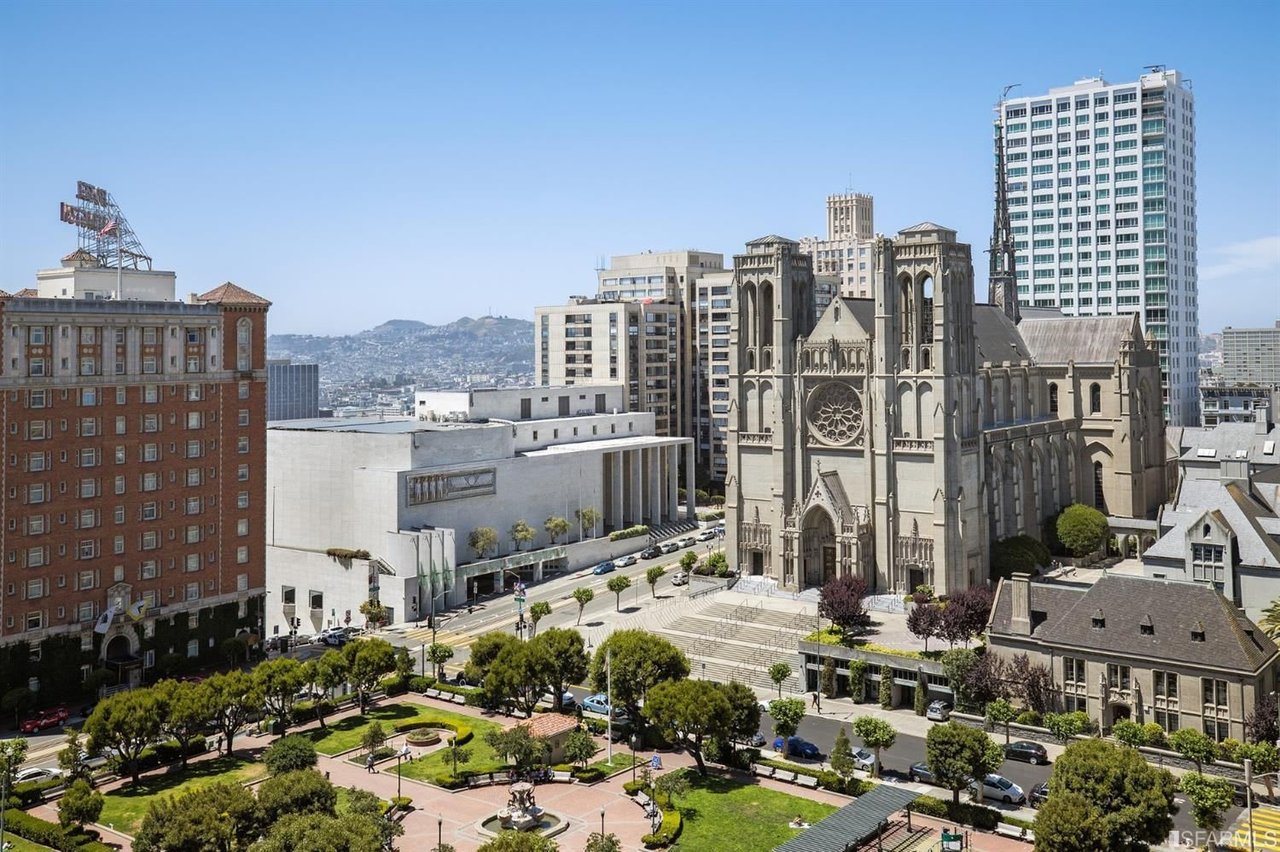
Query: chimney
1009 575 1032 636
1256 406 1270 435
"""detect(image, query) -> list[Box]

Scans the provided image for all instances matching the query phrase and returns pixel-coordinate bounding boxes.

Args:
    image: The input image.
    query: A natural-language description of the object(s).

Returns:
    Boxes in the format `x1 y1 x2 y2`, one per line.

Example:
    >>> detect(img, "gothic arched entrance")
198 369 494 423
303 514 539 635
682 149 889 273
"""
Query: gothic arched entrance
801 508 837 589
104 635 132 662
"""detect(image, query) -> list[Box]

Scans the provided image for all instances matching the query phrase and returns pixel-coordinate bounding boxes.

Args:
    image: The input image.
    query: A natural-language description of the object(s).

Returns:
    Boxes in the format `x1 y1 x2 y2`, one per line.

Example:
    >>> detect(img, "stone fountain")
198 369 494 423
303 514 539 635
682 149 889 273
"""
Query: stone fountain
497 782 543 831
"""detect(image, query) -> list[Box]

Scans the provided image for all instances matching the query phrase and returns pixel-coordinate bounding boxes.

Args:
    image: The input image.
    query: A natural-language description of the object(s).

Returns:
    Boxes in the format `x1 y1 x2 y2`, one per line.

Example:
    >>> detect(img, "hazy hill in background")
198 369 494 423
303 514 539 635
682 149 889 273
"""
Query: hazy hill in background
267 315 534 386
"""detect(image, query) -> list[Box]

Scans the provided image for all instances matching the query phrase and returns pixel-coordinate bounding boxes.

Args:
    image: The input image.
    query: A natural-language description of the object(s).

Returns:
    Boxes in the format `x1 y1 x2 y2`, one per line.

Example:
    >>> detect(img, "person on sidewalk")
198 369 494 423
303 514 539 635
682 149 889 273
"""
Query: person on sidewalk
365 753 375 773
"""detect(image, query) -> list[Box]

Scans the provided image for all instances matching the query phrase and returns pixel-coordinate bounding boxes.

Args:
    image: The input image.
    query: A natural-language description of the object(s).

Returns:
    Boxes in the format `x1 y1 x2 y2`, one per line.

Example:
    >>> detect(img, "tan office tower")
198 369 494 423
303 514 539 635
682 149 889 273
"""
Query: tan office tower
798 192 875 298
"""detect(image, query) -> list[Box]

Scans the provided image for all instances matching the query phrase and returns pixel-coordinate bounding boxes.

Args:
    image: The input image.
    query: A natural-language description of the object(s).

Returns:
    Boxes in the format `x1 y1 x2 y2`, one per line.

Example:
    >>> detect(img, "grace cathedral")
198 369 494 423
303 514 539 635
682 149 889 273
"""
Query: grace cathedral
724 224 1167 596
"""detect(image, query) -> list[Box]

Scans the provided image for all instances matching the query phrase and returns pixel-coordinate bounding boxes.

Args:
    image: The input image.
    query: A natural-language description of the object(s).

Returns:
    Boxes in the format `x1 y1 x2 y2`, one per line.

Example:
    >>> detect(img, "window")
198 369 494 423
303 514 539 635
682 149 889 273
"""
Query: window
185 496 202 514
1089 383 1101 414
79 479 98 498
239 382 249 400
1048 383 1059 414
77 570 96 590
237 518 249 536
236 318 253 371
187 639 199 658
238 410 249 427
27 546 47 568
140 560 158 580
187 384 203 402
187 411 202 429
29 420 47 440
186 468 202 486
78 540 97 560
26 578 45 599
142 443 159 462
77 601 95 623
141 531 158 550
26 611 43 631
1063 657 1085 684
185 553 200 571
237 437 249 454
1107 663 1131 691
185 525 201 544
185 582 200 601
236 546 248 564
141 472 159 492
186 439 202 459
237 492 249 509
115 416 126 435
237 464 249 482
142 414 159 433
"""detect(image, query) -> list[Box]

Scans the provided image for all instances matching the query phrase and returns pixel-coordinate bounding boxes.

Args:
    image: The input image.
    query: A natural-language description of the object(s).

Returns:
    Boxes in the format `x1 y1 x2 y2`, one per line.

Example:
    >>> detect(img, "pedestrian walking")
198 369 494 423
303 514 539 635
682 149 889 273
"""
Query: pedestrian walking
366 753 374 773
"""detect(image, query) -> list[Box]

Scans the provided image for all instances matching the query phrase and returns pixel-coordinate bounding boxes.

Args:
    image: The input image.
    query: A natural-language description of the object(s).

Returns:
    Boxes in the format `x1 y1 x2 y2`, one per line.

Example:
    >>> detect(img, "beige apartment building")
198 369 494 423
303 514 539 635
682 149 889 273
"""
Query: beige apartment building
798 192 875 298
989 574 1278 741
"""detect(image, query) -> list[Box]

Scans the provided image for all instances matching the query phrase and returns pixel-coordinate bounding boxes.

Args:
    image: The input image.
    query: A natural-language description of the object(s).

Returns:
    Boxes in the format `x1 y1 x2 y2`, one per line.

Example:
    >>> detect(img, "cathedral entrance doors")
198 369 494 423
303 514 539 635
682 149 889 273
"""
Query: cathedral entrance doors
801 508 836 589
751 552 764 576
907 565 925 593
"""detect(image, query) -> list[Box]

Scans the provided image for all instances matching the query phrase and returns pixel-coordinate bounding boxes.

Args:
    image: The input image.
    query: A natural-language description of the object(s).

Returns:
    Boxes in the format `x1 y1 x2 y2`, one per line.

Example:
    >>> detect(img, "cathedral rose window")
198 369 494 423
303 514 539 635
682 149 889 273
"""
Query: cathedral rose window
807 382 862 445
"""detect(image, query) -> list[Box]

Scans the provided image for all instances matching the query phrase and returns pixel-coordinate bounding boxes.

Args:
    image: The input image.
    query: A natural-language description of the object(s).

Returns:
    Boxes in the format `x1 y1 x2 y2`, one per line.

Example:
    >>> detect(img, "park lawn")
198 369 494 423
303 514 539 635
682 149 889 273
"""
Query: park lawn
305 702 441 755
671 774 838 852
98 755 266 836
395 714 509 784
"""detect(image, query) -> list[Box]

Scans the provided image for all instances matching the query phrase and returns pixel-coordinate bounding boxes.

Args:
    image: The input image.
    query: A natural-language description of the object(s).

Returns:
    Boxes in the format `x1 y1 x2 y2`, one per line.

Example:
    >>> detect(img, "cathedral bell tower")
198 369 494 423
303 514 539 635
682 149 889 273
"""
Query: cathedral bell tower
724 236 815 581
870 224 982 595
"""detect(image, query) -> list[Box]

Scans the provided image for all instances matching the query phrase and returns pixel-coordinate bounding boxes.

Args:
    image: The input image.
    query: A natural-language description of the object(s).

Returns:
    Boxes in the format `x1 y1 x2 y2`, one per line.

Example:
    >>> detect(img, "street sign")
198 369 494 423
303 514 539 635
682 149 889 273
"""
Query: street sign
514 595 526 605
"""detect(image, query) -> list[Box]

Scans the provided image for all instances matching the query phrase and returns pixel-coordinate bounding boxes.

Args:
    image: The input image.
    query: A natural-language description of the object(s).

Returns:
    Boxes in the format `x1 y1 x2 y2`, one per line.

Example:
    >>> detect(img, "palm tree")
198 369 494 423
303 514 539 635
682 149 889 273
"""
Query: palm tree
1261 599 1280 639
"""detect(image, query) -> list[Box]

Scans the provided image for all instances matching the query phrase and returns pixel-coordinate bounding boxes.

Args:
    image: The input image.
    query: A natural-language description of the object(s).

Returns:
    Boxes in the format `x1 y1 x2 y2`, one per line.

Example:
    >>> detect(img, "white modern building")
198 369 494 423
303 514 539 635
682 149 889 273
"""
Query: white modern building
1221 322 1280 387
264 388 692 638
998 69 1199 425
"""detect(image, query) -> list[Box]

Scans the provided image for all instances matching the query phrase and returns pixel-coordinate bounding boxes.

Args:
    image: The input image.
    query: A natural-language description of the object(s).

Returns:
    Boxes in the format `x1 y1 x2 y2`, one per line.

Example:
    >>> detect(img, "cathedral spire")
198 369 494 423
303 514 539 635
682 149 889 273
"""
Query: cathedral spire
989 86 1020 323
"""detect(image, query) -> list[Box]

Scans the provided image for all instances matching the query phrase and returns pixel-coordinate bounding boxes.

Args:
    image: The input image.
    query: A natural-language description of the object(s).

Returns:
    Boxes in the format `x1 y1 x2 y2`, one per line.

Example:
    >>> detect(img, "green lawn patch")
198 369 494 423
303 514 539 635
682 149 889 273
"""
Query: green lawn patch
804 627 942 661
394 713 508 785
0 834 57 852
98 756 266 836
668 773 837 852
304 702 443 755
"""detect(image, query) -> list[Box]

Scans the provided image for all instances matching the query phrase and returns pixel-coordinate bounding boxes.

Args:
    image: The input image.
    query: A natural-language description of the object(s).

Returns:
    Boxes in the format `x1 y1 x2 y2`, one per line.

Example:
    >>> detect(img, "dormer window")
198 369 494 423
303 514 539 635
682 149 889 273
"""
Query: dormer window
1191 620 1205 643
1140 623 1154 636
1203 523 1211 538
1091 608 1105 629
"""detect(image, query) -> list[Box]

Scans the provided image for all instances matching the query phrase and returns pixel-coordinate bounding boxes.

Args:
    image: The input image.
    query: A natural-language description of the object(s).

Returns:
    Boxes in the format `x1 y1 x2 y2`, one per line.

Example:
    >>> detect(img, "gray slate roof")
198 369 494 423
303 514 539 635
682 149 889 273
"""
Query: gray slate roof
1146 477 1280 568
747 234 798 246
973 305 1031 363
773 784 919 852
809 296 876 340
899 221 955 234
990 574 1278 674
1174 422 1280 465
1018 314 1137 365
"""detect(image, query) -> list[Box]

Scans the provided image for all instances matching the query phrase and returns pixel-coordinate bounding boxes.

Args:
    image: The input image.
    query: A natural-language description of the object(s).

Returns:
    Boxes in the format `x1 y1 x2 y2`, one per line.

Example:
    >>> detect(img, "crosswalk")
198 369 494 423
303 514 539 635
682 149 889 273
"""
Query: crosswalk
1230 804 1280 851
394 626 481 649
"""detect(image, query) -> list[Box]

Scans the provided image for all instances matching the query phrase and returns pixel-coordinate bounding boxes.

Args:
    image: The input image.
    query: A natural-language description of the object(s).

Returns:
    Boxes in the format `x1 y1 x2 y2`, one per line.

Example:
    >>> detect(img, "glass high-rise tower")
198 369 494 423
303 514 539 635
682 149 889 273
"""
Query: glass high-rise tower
998 69 1198 424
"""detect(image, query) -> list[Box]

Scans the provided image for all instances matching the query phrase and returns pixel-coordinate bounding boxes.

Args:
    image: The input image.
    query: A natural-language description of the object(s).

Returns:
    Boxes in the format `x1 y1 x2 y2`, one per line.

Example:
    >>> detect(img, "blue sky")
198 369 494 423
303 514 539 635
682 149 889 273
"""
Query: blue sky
1 0 1277 335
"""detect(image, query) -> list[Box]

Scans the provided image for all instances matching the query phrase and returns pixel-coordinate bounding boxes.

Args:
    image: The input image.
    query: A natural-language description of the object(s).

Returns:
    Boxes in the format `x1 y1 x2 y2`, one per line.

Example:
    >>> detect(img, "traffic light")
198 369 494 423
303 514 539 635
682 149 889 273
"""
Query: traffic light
292 617 300 629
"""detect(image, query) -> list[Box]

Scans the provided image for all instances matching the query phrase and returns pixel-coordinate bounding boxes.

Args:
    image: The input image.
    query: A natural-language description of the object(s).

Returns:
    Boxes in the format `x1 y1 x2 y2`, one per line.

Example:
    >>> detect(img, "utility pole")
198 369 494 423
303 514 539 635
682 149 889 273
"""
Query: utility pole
606 646 613 763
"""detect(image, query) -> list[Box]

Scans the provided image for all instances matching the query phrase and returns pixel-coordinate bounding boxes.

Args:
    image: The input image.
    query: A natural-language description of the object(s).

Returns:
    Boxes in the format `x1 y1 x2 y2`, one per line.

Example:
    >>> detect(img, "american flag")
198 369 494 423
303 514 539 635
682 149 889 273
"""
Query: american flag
99 219 118 237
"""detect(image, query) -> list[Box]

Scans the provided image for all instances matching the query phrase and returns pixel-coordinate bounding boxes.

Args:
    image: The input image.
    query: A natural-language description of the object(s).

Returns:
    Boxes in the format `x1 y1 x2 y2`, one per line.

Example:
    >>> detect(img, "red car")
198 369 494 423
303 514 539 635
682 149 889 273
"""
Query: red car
19 706 69 734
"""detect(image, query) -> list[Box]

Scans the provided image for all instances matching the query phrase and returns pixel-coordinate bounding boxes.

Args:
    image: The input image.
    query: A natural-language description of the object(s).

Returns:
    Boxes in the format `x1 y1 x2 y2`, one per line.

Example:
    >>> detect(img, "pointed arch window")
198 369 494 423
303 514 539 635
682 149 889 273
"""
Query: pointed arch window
236 318 253 372
1089 382 1101 414
1049 383 1059 414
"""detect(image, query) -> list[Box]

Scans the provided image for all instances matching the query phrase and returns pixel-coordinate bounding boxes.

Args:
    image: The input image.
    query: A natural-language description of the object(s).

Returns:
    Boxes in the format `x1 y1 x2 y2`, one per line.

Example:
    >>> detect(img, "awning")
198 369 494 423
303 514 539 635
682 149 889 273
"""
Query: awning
773 784 920 852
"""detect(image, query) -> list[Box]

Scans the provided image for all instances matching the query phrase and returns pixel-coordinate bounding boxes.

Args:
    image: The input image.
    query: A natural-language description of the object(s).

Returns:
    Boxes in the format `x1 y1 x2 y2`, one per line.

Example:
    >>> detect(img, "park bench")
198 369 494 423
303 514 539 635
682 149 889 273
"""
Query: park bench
552 770 573 782
796 775 819 789
751 764 774 778
994 824 1033 842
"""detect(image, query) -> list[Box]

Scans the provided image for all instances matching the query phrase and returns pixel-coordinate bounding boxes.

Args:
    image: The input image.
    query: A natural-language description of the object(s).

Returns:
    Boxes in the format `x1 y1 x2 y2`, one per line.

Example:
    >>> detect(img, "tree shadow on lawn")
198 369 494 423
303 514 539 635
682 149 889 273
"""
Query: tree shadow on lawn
620 606 641 614
113 755 252 797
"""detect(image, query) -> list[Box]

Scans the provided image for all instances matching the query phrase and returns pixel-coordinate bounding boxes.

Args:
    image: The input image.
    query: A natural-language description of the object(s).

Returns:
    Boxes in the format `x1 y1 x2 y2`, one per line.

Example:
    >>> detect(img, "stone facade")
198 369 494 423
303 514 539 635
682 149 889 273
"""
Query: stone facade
725 224 1166 595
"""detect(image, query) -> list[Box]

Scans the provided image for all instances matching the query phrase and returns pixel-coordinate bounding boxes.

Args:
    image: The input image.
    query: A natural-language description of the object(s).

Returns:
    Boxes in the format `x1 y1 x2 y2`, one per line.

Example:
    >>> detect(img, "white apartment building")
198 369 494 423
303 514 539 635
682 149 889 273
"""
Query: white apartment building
693 270 735 482
265 388 692 638
1221 322 1280 387
999 69 1199 425
534 299 681 435
797 193 875 298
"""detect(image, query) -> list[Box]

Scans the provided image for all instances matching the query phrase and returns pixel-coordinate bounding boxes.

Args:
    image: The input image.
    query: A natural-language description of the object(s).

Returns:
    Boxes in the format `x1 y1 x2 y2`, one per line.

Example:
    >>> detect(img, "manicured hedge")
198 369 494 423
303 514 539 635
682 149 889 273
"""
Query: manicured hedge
623 779 648 796
757 759 875 796
610 525 650 542
2 808 114 852
392 717 473 747
642 807 683 848
10 775 63 807
909 795 1001 830
408 675 437 692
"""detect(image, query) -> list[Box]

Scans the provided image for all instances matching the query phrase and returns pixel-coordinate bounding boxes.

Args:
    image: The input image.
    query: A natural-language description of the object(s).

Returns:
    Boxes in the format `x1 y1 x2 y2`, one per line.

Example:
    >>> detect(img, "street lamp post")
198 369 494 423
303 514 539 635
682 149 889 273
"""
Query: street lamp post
437 814 443 849
1245 757 1279 852
396 749 404 800
600 806 606 837
630 734 638 783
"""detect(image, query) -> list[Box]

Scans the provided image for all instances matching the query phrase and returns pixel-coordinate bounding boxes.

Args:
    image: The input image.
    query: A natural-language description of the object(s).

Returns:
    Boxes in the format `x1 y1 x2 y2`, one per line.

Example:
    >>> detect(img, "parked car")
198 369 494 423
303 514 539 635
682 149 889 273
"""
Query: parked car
676 536 696 548
592 561 616 575
670 571 689 586
925 700 952 722
747 731 768 747
907 761 935 784
19 707 68 734
1004 740 1048 765
640 546 662 559
772 736 822 760
969 773 1026 805
659 541 680 554
320 629 349 647
1028 782 1050 808
14 767 63 784
696 529 717 542
582 693 614 716
544 691 577 710
850 747 877 772
615 554 638 568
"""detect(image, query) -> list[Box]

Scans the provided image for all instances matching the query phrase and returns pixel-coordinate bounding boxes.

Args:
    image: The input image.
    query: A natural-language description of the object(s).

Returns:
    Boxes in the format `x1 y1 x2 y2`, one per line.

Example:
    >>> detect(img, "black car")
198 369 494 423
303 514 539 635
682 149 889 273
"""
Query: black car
1004 739 1049 765
1028 781 1050 808
640 546 662 559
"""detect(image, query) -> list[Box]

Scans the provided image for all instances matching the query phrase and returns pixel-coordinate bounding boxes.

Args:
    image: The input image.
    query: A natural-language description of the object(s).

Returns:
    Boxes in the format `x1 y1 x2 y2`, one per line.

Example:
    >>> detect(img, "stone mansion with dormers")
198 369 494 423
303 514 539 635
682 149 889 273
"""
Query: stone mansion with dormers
724 224 1167 596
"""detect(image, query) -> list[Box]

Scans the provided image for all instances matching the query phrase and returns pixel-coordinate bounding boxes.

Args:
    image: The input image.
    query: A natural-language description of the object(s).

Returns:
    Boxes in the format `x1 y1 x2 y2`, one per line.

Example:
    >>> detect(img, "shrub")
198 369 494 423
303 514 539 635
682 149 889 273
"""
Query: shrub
392 717 473 747
1015 710 1043 727
408 675 436 692
405 728 441 746
1217 738 1244 764
325 548 370 560
381 675 409 696
908 796 1001 830
10 776 62 807
990 535 1051 580
609 525 650 542
623 779 648 796
847 660 867 703
573 766 608 783
1056 504 1109 557
1142 722 1168 749
878 664 893 709
264 735 318 775
2 808 111 852
642 808 683 848
390 796 413 812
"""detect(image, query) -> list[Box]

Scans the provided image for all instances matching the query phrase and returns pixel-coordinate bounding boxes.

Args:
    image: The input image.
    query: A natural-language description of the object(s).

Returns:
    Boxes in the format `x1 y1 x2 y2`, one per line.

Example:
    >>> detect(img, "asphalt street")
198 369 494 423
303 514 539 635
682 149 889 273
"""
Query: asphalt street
759 709 1240 838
